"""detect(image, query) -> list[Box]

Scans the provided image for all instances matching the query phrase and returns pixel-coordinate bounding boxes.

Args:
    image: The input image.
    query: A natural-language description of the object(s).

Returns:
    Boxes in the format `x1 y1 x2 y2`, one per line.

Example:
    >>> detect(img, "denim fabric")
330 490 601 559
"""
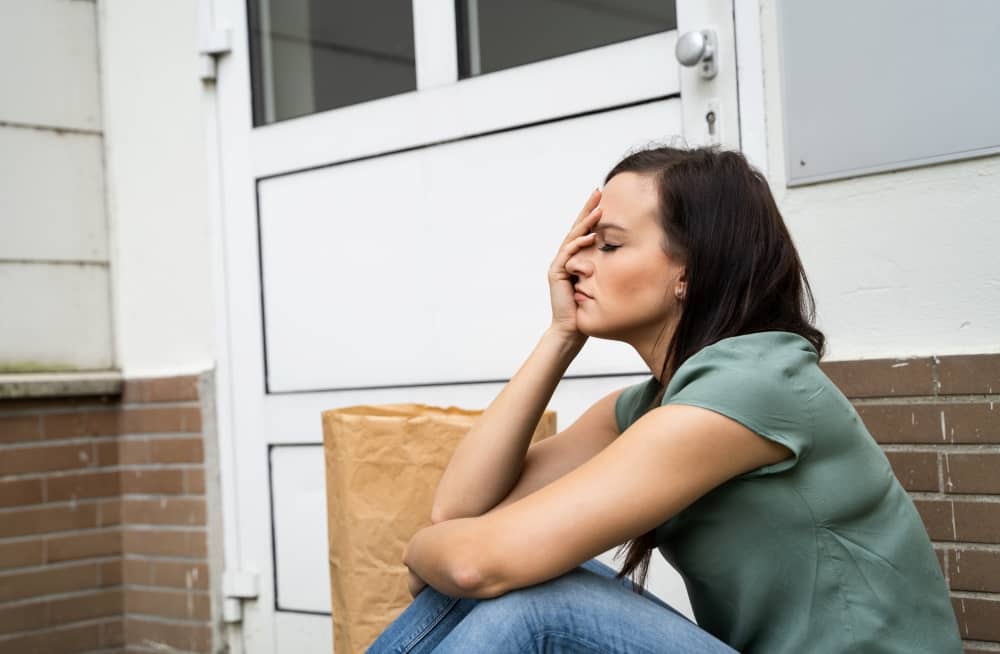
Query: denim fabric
366 558 737 653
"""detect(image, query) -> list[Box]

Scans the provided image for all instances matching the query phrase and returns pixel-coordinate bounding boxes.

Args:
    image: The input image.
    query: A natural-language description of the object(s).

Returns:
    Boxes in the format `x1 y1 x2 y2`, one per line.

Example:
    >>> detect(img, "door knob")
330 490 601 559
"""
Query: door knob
675 30 718 79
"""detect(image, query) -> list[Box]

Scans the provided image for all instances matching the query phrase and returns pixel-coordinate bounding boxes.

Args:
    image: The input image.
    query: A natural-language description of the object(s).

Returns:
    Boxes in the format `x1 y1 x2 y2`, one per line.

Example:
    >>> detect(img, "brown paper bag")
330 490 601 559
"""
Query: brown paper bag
321 404 557 654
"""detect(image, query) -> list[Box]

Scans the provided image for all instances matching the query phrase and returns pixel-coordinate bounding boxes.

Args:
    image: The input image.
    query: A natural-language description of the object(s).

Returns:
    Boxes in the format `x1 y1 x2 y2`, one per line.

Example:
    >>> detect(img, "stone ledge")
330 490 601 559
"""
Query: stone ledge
0 371 123 399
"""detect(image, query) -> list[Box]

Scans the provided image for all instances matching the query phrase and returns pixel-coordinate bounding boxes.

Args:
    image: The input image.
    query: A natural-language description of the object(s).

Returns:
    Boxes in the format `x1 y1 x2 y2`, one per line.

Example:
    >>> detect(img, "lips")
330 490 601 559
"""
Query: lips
573 286 593 299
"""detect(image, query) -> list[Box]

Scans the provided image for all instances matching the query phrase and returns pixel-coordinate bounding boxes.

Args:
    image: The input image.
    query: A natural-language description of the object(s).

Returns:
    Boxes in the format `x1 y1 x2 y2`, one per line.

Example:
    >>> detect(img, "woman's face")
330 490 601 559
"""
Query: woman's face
565 171 686 343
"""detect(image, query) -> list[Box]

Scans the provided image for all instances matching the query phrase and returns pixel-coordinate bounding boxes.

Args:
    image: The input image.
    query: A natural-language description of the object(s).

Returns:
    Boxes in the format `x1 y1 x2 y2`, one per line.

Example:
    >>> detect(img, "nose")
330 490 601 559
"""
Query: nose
565 245 594 278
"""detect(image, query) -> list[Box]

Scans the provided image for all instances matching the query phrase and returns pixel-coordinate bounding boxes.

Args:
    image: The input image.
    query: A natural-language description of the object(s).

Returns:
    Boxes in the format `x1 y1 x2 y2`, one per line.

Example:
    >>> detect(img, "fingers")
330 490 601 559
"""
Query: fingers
551 232 596 275
576 187 602 224
562 204 603 247
573 188 603 230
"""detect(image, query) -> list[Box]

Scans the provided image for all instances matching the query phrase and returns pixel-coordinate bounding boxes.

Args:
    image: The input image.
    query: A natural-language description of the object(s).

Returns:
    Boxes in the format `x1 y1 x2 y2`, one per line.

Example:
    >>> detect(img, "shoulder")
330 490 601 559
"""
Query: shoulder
615 332 821 437
659 332 825 475
664 331 819 405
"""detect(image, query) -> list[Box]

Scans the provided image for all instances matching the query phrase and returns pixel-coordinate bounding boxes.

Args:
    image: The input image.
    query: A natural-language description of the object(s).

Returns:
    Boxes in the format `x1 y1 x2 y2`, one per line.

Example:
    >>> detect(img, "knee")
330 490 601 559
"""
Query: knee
470 568 589 622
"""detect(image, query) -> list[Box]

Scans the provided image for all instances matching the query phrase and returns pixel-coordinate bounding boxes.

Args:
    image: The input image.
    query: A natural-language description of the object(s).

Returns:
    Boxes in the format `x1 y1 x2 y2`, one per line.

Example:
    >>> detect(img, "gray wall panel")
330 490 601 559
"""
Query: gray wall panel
778 0 1000 185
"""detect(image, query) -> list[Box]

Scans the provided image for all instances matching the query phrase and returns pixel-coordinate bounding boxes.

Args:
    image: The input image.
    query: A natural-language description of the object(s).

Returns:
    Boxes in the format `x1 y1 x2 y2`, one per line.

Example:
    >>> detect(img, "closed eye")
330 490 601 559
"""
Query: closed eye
598 244 621 252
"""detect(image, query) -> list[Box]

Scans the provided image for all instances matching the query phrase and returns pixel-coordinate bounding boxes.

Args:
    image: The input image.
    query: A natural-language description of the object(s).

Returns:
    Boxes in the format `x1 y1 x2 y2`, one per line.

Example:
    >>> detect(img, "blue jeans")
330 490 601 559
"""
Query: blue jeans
366 558 738 653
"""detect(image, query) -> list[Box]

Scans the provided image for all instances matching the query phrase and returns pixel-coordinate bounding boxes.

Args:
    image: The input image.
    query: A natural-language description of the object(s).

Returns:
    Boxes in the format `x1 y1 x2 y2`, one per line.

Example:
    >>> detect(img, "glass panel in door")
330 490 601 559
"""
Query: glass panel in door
456 0 677 77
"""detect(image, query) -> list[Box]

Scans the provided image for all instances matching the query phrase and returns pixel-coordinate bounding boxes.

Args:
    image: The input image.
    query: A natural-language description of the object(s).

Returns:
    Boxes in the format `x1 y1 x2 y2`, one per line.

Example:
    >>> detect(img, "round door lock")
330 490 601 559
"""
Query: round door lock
675 29 718 80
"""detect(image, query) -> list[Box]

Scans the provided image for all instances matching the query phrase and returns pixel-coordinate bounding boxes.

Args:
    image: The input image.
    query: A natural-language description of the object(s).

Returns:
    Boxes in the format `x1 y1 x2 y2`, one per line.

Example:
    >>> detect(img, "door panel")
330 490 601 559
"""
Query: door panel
259 100 677 392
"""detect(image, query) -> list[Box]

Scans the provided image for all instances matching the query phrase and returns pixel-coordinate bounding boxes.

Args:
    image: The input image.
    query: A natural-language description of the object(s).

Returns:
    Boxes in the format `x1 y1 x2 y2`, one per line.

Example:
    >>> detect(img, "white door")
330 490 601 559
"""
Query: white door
207 1 743 651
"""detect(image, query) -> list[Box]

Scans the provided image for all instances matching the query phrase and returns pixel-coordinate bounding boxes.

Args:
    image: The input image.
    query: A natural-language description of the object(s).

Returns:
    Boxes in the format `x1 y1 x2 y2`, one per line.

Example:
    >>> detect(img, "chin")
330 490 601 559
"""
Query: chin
576 319 625 342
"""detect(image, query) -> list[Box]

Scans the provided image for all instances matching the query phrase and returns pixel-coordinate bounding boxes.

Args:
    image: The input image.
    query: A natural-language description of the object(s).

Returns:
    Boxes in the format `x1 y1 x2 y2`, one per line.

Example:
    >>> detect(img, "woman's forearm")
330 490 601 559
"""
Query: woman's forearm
430 328 584 523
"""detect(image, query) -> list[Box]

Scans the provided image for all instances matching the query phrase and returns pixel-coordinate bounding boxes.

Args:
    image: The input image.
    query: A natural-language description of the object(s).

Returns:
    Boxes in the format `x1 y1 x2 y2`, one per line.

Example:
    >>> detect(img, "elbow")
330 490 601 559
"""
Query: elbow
452 564 486 597
453 563 508 599
451 551 509 599
430 505 450 525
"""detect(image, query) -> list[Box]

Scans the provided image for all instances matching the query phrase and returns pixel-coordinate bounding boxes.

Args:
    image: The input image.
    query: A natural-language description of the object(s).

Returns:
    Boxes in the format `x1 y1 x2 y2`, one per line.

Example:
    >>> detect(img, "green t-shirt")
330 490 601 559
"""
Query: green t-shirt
615 331 961 654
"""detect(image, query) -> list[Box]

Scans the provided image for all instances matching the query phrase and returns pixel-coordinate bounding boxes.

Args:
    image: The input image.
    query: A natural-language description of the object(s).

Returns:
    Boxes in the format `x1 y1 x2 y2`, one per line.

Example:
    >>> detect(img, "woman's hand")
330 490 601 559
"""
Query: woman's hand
548 188 602 339
407 568 428 598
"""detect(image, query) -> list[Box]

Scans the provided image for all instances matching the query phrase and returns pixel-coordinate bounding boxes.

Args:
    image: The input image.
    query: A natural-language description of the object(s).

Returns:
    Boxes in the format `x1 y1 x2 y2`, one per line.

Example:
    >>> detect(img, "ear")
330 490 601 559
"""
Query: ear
674 267 687 300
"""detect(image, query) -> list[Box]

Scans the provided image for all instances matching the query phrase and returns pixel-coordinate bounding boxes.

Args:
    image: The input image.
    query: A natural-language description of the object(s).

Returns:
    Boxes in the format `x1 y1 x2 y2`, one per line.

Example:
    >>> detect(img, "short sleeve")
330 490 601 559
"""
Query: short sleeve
614 377 658 434
662 334 819 478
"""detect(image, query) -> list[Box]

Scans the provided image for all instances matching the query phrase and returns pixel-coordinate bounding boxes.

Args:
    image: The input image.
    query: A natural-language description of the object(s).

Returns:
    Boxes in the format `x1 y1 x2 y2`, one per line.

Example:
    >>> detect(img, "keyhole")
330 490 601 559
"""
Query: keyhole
705 110 717 136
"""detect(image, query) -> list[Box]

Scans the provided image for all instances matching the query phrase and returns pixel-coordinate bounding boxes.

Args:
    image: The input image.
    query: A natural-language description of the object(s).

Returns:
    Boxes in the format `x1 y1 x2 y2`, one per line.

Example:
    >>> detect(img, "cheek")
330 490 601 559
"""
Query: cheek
611 266 662 302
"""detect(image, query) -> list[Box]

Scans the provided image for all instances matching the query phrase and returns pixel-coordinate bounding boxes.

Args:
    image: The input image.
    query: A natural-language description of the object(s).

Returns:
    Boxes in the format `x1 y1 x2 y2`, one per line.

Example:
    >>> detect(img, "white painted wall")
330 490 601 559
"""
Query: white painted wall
98 0 215 377
756 0 1000 361
0 0 112 371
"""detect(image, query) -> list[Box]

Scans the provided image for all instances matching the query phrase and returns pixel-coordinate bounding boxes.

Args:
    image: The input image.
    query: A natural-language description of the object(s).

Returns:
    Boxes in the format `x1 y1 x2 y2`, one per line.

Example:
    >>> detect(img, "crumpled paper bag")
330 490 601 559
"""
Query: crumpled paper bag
321 404 557 654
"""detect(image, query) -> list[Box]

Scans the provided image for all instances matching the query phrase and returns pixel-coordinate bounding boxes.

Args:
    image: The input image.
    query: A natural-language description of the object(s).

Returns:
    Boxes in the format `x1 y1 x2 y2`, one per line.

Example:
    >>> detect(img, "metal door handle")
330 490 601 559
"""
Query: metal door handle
675 30 718 80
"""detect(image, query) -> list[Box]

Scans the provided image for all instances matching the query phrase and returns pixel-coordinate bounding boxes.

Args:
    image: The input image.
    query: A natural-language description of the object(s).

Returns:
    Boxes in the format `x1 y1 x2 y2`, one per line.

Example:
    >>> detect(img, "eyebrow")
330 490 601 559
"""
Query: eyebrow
593 222 627 233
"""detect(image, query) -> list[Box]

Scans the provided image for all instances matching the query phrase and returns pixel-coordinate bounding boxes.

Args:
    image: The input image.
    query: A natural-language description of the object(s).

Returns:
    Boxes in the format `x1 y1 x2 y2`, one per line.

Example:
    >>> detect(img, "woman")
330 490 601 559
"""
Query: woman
367 146 962 653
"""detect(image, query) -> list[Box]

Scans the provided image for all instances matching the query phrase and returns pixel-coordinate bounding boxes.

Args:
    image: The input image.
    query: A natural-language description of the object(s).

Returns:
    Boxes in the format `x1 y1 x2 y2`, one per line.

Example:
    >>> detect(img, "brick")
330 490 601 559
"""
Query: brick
952 596 1000 642
122 529 207 558
821 357 936 397
0 414 42 444
124 617 212 652
0 442 95 475
119 439 150 465
100 559 123 587
43 410 121 439
885 451 939 491
946 453 1000 494
0 539 44 569
0 503 98 538
46 470 120 501
0 599 48 634
120 407 201 434
122 376 199 403
148 437 204 464
96 439 119 466
122 498 206 526
184 468 206 495
42 406 201 439
49 588 123 623
914 499 955 541
100 617 124 648
0 478 44 508
123 559 209 590
125 587 211 620
0 620 101 654
0 562 97 602
857 403 1000 444
949 548 1000 593
122 559 152 586
46 529 122 563
936 353 1000 395
99 499 122 527
954 501 1000 544
121 468 185 495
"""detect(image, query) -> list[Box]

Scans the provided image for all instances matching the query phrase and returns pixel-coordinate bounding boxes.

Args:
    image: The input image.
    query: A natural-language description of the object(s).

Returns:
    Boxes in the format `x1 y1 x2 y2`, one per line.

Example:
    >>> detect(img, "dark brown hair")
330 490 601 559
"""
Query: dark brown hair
603 145 826 592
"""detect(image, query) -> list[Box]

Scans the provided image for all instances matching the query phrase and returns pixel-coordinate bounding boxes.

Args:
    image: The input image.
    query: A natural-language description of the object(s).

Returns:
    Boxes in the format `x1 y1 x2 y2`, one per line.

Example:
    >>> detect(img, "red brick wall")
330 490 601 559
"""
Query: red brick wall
0 374 216 653
823 353 1000 653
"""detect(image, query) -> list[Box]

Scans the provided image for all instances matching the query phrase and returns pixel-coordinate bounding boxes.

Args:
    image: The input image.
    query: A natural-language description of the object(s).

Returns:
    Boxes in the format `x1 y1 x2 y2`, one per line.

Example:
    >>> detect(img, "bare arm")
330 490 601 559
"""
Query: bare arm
431 328 585 523
477 387 623 516
431 188 605 523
